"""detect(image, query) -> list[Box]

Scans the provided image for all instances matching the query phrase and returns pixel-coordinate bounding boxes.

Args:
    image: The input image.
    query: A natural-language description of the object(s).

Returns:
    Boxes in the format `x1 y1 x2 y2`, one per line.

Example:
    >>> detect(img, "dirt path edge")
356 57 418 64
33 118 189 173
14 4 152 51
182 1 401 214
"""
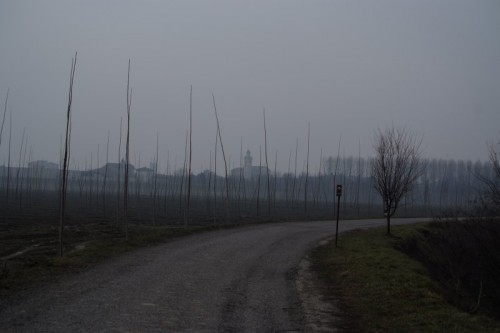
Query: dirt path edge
296 238 343 332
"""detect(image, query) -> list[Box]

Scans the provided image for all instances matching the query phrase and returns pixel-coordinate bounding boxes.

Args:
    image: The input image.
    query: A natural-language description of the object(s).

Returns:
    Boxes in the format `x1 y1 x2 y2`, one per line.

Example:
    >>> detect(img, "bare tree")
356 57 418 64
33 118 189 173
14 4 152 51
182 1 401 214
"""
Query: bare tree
314 148 323 205
371 126 423 235
273 150 277 210
263 109 271 216
15 128 26 200
238 137 243 215
116 118 122 226
212 94 229 223
18 132 29 208
179 130 188 215
185 86 193 225
95 144 100 205
153 132 159 224
477 142 500 213
285 150 291 205
4 108 12 221
124 59 132 240
59 52 77 256
486 143 500 210
291 138 298 207
256 145 262 216
213 131 218 224
304 122 310 215
102 131 110 214
0 88 9 146
356 141 361 215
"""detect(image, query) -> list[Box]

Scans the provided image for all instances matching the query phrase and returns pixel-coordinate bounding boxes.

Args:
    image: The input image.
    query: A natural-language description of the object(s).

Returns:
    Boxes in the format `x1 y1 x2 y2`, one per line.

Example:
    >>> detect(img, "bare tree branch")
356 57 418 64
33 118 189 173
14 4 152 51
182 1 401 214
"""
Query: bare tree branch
0 88 9 146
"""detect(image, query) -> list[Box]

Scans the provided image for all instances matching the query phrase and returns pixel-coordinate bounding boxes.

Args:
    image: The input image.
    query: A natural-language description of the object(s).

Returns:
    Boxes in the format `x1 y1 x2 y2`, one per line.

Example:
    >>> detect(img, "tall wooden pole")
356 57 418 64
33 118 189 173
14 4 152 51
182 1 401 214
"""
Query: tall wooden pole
59 52 77 256
335 184 342 248
124 59 132 240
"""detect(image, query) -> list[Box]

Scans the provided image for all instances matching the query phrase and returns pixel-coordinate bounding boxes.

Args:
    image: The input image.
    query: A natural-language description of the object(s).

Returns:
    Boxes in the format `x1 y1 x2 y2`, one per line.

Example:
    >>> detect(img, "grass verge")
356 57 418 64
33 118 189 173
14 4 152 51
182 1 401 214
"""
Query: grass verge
311 223 500 332
0 222 228 299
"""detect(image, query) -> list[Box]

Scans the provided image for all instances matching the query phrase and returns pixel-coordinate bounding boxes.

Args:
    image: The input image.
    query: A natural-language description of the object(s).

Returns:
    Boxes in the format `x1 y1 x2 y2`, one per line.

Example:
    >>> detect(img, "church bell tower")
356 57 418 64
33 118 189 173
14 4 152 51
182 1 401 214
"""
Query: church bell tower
244 150 252 179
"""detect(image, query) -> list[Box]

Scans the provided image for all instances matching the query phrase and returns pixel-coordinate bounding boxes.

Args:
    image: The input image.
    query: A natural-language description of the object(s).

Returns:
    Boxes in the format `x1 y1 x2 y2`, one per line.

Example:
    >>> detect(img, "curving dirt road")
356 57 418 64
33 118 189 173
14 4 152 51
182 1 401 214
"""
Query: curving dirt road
0 218 426 332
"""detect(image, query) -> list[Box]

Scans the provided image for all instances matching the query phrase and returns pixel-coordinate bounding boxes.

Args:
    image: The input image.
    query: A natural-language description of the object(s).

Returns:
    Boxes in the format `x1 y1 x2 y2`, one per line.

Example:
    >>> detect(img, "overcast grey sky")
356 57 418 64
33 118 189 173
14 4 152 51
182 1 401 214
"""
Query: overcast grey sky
1 0 499 173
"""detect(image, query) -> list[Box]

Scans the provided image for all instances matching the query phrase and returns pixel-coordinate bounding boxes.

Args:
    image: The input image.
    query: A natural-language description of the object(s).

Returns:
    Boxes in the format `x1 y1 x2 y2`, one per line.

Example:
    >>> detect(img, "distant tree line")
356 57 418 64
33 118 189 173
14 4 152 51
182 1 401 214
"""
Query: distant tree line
0 154 493 224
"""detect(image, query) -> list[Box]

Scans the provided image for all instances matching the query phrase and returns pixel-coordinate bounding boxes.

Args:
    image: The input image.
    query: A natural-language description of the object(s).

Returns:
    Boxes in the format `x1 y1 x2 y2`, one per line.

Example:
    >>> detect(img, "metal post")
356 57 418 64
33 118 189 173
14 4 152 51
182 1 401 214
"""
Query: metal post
335 184 342 247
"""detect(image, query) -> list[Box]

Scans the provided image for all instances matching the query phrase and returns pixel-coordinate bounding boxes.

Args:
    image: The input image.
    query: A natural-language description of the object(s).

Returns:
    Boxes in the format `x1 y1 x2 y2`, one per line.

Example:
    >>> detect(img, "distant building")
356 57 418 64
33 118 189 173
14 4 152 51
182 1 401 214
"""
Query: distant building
136 167 154 182
231 150 271 180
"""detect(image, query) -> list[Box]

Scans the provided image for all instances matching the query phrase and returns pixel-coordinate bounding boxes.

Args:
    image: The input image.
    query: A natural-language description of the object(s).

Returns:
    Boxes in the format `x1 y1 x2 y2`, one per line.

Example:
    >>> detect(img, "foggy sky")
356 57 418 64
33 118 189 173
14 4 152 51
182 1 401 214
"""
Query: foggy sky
1 0 499 174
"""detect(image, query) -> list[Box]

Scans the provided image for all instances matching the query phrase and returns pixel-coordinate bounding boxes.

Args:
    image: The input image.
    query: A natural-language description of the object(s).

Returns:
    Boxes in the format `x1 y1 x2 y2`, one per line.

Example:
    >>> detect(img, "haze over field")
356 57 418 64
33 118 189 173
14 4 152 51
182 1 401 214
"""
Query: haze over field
1 0 499 173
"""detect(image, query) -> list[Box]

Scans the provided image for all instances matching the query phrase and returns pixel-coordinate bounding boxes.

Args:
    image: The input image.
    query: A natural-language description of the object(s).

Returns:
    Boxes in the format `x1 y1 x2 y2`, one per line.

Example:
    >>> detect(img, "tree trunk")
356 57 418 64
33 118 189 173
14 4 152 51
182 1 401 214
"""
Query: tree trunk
59 52 77 256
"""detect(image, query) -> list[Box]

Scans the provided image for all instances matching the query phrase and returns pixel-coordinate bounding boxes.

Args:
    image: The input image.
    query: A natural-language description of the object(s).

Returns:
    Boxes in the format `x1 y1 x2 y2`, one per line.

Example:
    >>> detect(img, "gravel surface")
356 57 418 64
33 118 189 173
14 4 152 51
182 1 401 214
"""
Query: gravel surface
0 218 426 332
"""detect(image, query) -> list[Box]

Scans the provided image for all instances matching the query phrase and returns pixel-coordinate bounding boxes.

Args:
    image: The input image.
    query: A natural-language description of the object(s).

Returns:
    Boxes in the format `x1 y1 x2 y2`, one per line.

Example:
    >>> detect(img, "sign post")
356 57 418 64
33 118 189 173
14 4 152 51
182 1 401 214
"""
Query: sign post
335 184 342 247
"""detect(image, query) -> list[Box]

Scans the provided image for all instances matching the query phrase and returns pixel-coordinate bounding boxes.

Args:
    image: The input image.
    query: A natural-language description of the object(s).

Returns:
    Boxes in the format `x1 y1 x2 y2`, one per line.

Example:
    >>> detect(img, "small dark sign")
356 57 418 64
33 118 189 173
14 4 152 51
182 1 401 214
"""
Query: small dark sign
336 184 342 197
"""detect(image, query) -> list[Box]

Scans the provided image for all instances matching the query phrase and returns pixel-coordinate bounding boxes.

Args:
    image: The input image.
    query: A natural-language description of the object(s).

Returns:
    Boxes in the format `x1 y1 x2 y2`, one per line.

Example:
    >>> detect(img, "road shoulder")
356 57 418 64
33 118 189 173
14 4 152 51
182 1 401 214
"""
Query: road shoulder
296 237 343 332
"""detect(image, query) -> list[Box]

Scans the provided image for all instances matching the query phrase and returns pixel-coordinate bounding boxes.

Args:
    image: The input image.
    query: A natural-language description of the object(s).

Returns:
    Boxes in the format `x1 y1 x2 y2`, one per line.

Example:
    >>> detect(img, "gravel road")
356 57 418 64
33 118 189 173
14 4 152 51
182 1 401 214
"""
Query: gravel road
0 218 426 332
